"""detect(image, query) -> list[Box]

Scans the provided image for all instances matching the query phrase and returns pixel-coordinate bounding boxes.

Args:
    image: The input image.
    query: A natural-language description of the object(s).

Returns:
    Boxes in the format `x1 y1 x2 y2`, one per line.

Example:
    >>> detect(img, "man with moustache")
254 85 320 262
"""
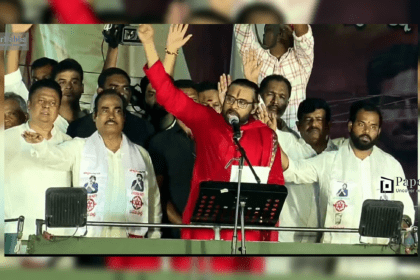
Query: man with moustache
257 74 299 138
22 89 162 238
234 24 313 132
277 98 338 243
139 24 285 241
67 67 154 147
279 100 415 244
259 97 339 242
4 79 72 243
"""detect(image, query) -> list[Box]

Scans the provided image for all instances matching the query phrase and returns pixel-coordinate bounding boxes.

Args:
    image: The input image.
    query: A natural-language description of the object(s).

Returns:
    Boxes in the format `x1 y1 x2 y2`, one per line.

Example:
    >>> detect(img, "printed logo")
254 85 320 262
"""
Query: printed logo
333 200 348 212
131 196 143 210
87 198 97 212
380 177 394 193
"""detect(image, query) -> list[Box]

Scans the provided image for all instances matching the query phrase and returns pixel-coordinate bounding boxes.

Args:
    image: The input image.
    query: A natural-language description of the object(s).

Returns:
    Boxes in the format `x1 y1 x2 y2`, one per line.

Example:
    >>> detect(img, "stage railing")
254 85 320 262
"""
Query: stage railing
16 220 416 255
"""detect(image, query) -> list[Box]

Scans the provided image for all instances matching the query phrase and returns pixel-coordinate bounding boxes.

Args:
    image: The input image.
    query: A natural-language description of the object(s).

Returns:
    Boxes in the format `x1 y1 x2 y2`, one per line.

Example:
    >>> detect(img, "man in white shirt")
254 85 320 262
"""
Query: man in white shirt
23 89 162 239
5 24 69 133
234 24 314 132
279 100 415 244
4 79 72 242
277 98 339 243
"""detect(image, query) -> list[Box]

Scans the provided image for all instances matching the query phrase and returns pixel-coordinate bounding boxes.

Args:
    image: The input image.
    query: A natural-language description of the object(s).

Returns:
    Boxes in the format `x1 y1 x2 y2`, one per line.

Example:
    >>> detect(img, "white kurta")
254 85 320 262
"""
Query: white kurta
284 140 415 244
277 129 338 243
4 122 72 240
5 69 69 133
29 135 162 238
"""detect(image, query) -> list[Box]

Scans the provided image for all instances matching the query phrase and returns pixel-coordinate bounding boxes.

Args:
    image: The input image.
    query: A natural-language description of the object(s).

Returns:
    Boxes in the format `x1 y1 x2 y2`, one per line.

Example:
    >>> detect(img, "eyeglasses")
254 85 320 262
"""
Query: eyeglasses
225 95 255 109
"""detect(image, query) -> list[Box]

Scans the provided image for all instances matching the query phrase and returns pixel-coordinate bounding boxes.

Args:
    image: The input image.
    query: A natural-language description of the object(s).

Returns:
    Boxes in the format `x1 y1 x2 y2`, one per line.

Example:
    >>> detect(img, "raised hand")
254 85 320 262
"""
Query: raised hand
256 103 277 131
22 131 44 144
243 49 262 84
217 73 231 105
137 24 155 45
11 24 33 33
166 24 193 53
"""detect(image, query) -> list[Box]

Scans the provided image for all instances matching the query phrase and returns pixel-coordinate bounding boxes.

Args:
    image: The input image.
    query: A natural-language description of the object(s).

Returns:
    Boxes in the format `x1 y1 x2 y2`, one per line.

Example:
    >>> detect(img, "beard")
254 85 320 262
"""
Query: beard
223 108 249 125
350 130 379 151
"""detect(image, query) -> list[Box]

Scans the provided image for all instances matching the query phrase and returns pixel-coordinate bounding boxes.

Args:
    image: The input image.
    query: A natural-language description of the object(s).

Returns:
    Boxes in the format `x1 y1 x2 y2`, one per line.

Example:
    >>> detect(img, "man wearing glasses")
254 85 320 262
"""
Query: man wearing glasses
139 24 285 242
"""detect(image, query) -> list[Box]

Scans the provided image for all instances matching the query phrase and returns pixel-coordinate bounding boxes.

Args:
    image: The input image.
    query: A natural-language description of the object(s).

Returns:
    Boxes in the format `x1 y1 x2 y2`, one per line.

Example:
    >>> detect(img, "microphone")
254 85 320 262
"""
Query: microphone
228 115 241 140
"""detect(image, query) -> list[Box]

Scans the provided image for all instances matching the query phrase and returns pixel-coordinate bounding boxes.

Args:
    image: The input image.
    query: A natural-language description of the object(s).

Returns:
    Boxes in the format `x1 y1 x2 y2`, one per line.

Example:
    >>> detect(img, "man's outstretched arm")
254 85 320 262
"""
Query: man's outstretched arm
138 24 210 131
22 131 78 171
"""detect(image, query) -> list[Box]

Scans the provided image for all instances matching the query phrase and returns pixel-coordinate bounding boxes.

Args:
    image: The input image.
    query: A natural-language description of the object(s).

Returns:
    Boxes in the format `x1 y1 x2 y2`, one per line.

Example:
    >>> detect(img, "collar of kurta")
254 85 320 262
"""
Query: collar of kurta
296 135 337 154
25 121 57 138
345 140 378 161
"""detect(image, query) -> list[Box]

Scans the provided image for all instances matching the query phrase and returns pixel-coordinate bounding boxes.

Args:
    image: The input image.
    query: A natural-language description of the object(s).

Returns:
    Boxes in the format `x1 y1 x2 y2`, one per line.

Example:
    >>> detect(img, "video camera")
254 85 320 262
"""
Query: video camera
102 24 142 48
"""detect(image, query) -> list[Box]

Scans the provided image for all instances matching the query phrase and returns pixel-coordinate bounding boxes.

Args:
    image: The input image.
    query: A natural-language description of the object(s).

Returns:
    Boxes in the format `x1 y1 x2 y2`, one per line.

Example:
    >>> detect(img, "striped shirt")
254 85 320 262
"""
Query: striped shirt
234 24 314 133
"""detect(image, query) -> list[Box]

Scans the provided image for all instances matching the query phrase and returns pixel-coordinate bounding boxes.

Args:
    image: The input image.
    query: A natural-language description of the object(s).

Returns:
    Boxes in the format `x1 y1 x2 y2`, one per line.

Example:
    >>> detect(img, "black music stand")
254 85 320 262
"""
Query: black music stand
192 181 287 254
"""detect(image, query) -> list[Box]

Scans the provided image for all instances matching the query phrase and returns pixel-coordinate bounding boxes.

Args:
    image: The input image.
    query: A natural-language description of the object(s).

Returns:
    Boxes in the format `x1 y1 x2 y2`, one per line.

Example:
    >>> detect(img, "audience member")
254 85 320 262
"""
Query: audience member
4 79 72 244
66 68 155 148
280 101 415 244
23 89 162 238
4 92 28 130
148 79 198 239
264 98 338 242
234 24 314 132
31 57 58 83
197 81 222 113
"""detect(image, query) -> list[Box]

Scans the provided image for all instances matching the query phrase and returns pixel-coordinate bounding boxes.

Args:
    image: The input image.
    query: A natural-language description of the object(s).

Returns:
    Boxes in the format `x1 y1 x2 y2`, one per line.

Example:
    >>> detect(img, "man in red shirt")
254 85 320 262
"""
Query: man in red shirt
139 24 285 242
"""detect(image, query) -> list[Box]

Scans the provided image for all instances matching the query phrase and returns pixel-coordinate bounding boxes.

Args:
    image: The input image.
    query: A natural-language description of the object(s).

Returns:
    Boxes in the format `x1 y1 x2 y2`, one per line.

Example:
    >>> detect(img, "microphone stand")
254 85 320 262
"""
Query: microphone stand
231 136 261 255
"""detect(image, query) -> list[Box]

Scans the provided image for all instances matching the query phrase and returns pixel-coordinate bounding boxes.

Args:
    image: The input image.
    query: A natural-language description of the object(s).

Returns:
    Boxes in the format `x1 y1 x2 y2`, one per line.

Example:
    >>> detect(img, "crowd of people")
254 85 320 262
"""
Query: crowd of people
3 23 417 271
